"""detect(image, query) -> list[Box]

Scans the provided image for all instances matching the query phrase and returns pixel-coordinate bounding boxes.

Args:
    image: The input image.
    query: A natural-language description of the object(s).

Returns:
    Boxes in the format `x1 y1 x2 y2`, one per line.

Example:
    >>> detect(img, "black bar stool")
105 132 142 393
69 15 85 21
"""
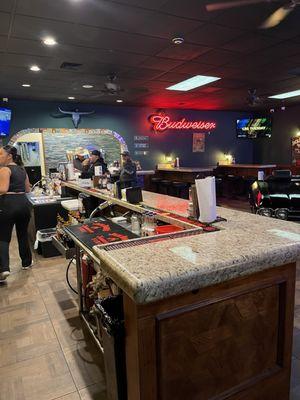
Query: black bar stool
243 176 257 198
159 180 172 195
150 177 161 193
215 176 223 197
226 175 243 198
172 181 189 199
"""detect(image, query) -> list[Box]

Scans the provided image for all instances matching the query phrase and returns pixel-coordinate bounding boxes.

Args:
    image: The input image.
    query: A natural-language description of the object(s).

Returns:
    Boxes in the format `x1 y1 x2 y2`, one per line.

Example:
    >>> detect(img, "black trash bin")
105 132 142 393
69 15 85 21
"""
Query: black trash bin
94 295 127 400
36 228 61 258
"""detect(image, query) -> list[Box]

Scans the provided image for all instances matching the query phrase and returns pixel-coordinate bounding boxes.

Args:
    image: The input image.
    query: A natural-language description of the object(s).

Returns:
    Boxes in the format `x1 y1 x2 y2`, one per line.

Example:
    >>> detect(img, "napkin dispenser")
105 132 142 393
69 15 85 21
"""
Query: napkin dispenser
125 187 143 204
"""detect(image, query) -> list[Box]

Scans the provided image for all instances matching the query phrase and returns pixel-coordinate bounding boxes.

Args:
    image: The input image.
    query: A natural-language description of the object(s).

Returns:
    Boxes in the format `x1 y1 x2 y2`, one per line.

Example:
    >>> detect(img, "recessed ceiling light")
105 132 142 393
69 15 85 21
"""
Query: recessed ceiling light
30 65 41 72
172 37 184 45
166 75 221 91
82 84 94 89
68 96 75 100
43 37 57 46
116 99 123 103
268 89 300 99
22 84 31 87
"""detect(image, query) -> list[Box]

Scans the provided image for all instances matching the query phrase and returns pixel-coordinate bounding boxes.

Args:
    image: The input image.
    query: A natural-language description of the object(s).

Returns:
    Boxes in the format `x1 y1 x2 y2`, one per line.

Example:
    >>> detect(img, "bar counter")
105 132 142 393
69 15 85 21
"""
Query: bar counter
64 181 300 400
64 181 299 303
154 166 215 183
156 166 215 173
216 163 277 177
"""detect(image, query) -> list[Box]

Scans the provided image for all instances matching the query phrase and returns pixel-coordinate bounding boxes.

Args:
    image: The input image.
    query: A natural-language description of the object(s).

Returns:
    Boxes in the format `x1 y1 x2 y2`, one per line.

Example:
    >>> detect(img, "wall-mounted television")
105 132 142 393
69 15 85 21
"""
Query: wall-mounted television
237 117 272 139
0 108 12 137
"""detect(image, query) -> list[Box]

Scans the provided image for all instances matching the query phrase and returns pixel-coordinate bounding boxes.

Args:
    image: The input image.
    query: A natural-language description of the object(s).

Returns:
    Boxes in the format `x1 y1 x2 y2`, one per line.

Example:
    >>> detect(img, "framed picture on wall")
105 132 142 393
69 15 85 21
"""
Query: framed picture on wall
291 136 300 165
193 133 205 153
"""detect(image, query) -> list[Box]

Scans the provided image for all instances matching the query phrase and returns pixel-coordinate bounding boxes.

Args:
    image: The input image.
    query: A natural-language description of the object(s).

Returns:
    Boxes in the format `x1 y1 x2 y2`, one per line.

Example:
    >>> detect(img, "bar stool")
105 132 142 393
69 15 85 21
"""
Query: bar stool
226 175 242 198
243 176 256 198
215 176 223 198
150 177 161 193
159 180 172 195
172 181 189 199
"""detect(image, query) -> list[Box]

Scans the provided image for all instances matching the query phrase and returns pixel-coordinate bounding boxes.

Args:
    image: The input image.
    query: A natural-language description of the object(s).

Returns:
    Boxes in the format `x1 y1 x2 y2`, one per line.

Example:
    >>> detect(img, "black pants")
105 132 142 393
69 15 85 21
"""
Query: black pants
0 194 32 272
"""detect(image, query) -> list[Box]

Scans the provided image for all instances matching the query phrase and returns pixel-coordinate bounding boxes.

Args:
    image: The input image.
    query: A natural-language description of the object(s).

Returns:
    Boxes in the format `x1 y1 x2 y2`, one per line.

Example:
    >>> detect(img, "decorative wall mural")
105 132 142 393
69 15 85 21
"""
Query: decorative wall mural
9 128 128 172
51 107 95 128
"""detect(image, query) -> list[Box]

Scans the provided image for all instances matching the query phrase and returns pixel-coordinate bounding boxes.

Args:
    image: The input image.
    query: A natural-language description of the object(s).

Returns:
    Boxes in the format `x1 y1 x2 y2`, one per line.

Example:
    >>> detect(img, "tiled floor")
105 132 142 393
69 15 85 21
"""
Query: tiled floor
1 230 300 399
0 235 106 400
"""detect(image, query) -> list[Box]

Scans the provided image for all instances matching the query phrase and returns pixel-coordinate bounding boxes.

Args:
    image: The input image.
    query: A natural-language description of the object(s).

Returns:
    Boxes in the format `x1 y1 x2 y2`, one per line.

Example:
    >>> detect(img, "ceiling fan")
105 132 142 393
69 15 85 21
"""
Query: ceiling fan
99 73 125 96
88 73 148 99
246 88 264 106
206 0 299 28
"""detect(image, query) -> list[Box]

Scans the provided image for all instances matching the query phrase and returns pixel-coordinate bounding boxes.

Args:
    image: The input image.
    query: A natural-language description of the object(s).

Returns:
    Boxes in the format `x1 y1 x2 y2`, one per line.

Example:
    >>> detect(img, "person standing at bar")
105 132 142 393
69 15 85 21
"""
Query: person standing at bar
0 145 32 282
119 151 137 188
81 150 107 178
73 147 89 172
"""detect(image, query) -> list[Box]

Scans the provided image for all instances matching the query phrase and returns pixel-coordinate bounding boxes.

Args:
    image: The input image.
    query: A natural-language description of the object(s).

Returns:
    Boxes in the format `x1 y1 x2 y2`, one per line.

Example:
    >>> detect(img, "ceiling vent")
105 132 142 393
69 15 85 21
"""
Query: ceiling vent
60 62 82 70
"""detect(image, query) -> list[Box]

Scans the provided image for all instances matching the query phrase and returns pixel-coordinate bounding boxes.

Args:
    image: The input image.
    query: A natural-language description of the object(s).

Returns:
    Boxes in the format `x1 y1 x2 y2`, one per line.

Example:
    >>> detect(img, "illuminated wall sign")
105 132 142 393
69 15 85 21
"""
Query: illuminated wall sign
242 126 267 131
149 114 217 132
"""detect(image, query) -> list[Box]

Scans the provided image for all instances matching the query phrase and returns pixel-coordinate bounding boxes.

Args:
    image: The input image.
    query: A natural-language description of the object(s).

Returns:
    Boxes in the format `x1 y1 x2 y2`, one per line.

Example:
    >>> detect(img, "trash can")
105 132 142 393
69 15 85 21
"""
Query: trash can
94 295 127 400
35 228 61 258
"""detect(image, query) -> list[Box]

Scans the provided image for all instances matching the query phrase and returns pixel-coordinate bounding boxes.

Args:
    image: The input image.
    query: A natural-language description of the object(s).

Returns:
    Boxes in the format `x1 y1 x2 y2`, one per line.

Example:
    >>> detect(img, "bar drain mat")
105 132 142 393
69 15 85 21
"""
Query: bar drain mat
100 228 213 252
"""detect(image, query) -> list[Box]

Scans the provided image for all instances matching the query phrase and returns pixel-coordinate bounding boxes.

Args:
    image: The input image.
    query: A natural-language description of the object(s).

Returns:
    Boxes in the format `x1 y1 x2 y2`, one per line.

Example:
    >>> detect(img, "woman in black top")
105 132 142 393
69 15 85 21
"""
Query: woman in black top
0 145 32 282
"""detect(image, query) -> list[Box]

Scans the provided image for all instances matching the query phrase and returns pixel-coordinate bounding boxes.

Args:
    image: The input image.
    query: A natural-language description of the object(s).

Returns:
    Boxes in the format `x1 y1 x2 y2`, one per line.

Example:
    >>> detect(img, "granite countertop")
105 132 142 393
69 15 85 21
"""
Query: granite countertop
64 182 300 305
93 204 300 304
141 191 189 217
64 183 195 228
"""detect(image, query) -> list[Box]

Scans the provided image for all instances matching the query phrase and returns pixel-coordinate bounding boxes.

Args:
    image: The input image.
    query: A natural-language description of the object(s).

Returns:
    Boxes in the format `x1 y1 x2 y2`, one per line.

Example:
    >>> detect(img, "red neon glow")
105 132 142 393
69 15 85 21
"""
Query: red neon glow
149 114 217 132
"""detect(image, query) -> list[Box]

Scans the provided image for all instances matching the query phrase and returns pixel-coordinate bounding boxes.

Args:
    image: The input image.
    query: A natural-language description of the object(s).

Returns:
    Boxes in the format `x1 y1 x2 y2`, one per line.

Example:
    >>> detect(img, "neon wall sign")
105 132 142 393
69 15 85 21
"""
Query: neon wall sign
149 114 217 132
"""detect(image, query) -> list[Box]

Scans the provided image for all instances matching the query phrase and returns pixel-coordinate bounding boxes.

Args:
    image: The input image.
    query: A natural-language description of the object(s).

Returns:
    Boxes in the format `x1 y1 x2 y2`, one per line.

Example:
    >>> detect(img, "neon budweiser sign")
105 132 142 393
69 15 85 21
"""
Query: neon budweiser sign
149 114 217 132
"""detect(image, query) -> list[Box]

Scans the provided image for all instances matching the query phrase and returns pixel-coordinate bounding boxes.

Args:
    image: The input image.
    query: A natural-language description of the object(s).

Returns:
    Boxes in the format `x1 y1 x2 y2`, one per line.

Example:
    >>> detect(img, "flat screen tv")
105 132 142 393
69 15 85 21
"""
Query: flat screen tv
0 108 12 137
236 117 272 139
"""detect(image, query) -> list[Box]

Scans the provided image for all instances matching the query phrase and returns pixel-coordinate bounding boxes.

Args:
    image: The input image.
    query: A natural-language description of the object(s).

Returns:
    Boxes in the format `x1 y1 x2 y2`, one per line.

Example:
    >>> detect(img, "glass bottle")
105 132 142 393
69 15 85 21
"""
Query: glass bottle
131 214 140 235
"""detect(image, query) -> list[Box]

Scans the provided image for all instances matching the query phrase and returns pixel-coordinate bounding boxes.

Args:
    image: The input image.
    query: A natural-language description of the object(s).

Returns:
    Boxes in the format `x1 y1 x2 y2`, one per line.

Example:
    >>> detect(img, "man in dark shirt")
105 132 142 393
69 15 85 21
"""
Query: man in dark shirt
120 151 137 187
81 150 107 178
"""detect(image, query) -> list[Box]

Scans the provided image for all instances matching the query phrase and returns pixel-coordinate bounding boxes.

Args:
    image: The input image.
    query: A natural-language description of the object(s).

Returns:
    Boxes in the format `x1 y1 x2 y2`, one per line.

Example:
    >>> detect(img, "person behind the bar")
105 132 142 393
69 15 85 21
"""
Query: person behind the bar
119 150 137 188
73 147 89 172
0 145 32 282
81 149 107 178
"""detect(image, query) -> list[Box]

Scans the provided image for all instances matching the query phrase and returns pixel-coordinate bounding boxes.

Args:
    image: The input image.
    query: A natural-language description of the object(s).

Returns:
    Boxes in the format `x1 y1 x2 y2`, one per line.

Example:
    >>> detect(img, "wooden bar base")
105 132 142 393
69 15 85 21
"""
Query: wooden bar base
124 263 296 400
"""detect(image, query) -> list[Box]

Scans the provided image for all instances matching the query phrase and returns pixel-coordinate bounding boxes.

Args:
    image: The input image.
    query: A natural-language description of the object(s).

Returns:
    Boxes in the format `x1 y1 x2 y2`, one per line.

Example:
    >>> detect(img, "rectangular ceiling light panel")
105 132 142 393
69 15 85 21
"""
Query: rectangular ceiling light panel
269 89 300 99
166 75 221 91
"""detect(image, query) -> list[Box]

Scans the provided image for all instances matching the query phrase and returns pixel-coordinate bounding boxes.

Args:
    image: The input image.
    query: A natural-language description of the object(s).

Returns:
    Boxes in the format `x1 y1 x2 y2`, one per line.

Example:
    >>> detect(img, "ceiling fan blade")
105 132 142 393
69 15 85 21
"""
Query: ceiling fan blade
260 5 293 28
206 0 269 12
